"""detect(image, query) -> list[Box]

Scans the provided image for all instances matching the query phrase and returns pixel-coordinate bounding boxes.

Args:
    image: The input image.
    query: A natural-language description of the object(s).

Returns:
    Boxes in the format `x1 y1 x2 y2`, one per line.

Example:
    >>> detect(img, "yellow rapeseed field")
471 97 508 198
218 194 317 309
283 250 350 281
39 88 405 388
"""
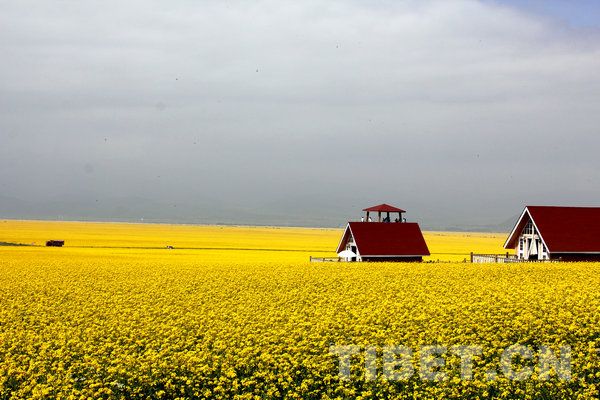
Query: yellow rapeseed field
0 220 598 399
0 220 506 261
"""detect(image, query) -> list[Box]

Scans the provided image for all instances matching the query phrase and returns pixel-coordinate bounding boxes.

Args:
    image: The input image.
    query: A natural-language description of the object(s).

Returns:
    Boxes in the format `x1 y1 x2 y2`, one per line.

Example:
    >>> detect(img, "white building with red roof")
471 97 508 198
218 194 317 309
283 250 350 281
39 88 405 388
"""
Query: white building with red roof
336 204 430 262
504 206 600 261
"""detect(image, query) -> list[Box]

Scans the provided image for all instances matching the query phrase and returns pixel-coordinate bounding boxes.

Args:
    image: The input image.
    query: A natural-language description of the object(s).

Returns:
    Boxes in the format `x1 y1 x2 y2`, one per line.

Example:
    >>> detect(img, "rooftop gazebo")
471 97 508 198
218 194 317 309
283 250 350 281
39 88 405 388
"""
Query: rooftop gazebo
363 203 406 223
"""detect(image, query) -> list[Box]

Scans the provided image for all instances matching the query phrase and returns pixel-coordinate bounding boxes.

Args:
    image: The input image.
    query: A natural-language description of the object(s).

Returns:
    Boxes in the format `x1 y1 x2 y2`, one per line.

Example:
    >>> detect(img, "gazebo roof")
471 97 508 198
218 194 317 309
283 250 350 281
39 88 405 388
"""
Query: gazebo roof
362 203 405 213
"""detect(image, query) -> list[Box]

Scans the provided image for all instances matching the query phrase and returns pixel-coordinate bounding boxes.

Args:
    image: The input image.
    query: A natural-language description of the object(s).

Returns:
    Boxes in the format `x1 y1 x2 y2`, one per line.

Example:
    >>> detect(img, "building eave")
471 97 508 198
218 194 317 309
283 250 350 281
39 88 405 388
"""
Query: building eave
336 223 362 257
526 209 551 254
348 224 360 257
335 223 351 254
503 206 551 254
503 207 528 249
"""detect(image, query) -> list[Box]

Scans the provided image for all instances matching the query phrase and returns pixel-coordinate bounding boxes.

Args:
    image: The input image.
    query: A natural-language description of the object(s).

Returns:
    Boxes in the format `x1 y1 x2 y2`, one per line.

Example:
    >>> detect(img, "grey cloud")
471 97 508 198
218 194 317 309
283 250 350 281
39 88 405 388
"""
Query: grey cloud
1 0 600 229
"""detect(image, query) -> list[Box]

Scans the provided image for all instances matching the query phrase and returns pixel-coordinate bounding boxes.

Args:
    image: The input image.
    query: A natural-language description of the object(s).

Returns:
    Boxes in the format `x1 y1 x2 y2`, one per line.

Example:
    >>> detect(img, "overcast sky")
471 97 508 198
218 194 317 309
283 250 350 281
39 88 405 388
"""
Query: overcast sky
1 0 600 229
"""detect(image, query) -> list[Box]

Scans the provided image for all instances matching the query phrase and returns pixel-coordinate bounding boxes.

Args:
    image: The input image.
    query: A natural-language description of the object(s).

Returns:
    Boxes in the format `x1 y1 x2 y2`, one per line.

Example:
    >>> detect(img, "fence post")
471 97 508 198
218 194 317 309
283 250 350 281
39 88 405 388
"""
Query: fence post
470 252 473 263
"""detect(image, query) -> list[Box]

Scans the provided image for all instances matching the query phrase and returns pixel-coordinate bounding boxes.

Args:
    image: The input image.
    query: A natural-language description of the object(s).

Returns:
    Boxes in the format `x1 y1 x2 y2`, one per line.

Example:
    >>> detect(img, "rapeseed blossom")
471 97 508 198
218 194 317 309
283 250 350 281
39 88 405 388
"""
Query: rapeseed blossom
0 221 597 398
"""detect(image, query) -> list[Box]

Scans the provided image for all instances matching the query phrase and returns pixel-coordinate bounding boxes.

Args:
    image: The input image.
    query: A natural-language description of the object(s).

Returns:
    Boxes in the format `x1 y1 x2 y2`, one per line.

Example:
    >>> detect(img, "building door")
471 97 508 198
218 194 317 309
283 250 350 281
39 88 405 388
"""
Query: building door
351 246 357 262
528 238 539 260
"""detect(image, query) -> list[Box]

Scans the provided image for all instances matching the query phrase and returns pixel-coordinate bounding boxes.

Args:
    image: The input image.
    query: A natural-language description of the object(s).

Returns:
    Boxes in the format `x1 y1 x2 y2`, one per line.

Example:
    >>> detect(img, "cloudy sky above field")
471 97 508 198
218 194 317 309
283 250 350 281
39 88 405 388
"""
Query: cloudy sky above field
1 0 600 229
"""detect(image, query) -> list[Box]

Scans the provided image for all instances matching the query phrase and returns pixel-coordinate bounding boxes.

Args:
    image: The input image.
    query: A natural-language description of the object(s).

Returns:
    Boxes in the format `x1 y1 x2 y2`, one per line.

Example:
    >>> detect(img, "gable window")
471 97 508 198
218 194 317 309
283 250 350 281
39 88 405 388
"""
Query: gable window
523 221 534 235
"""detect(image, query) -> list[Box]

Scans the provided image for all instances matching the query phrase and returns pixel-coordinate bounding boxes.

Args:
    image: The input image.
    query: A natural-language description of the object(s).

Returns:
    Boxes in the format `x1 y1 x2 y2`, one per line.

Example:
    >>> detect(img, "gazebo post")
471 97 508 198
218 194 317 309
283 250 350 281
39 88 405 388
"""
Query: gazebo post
362 204 407 224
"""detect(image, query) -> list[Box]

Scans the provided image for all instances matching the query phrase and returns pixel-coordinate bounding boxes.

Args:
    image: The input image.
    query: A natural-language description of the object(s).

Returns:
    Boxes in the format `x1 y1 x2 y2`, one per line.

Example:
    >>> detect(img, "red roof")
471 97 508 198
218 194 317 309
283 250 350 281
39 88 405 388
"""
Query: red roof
363 203 406 213
504 206 600 253
337 222 430 256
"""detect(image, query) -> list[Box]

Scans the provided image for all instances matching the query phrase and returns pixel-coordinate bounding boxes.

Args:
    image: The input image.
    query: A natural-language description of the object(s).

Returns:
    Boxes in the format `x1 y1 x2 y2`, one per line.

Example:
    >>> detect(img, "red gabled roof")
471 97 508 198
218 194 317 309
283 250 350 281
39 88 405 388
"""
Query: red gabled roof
504 206 600 253
363 203 406 213
337 222 430 256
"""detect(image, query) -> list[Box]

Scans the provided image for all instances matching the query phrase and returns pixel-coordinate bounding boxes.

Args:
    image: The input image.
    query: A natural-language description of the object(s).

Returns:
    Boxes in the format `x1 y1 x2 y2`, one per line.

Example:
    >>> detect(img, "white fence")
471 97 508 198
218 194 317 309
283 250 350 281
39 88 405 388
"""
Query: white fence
470 253 557 263
470 253 521 263
309 256 344 262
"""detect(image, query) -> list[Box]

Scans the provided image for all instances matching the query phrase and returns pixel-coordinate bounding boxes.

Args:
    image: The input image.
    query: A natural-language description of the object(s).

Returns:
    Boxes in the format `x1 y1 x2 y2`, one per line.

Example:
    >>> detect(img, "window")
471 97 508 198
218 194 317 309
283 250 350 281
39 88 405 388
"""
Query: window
523 221 534 235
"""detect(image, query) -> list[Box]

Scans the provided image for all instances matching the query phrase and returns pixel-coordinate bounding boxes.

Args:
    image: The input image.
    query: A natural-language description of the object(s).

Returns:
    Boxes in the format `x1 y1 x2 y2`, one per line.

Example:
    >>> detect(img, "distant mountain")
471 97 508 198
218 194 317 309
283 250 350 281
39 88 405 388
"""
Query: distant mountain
437 214 519 233
0 195 345 227
0 194 519 232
